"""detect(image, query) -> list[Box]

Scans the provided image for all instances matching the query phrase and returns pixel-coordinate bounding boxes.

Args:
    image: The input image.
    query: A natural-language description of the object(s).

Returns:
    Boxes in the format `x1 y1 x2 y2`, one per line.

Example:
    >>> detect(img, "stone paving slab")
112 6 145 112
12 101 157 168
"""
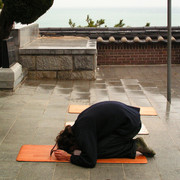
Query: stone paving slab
0 65 180 180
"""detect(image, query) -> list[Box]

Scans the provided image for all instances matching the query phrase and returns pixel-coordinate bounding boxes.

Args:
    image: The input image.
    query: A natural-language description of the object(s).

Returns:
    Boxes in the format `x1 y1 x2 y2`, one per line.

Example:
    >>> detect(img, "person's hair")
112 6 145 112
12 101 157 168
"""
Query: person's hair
55 125 78 154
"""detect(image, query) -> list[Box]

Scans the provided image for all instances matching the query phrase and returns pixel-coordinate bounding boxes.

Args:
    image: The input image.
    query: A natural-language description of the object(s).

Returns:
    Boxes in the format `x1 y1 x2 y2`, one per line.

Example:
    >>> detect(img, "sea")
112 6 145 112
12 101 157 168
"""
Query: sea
34 7 180 28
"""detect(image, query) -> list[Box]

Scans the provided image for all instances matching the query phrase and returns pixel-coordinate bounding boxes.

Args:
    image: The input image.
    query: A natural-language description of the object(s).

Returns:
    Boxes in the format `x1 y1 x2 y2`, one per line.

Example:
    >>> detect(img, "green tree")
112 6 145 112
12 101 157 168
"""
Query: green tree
0 0 3 9
86 15 105 27
145 22 150 27
0 0 54 39
69 19 76 28
114 19 125 27
69 15 106 28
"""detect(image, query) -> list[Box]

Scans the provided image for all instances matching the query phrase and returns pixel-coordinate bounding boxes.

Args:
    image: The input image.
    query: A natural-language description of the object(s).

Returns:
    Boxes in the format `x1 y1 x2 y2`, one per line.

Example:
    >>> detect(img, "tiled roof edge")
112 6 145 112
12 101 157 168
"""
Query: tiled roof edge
39 26 180 43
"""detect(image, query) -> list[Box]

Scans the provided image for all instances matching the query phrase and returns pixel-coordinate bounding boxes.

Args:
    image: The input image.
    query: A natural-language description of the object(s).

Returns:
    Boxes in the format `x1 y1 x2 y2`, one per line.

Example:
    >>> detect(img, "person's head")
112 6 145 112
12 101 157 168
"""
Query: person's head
55 125 77 154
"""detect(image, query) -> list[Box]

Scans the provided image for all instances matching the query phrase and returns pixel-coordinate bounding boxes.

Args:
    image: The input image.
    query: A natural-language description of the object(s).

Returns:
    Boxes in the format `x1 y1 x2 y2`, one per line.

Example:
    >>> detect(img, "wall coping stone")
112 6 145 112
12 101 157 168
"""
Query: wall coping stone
19 37 97 55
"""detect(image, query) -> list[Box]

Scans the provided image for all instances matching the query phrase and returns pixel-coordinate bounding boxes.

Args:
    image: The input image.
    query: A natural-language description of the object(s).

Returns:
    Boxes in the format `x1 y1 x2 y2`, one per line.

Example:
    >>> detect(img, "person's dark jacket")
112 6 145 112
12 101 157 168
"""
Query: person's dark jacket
70 101 141 168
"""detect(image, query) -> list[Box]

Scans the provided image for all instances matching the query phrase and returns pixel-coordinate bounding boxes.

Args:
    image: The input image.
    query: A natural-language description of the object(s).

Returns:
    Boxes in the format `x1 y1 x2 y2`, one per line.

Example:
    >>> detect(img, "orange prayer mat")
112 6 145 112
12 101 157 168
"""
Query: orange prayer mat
16 145 147 164
68 104 157 116
68 105 90 114
65 122 149 135
139 107 157 116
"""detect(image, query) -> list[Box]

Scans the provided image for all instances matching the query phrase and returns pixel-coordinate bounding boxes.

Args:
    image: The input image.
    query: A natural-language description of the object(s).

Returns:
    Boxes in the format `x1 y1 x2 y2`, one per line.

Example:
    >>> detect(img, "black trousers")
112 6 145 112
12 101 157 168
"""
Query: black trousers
97 123 141 159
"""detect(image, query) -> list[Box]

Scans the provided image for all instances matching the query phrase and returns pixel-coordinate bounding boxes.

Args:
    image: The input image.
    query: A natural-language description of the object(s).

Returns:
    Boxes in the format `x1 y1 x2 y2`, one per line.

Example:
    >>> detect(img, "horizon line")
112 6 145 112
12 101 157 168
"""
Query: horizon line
52 6 180 9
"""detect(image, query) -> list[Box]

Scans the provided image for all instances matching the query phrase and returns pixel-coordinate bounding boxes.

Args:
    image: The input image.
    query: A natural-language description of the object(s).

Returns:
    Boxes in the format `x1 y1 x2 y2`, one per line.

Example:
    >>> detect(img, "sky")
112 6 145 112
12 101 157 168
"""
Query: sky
53 0 180 8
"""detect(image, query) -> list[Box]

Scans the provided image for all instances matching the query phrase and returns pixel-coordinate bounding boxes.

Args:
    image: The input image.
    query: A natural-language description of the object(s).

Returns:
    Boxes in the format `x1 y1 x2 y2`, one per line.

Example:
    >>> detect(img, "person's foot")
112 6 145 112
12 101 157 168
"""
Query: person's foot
135 137 156 157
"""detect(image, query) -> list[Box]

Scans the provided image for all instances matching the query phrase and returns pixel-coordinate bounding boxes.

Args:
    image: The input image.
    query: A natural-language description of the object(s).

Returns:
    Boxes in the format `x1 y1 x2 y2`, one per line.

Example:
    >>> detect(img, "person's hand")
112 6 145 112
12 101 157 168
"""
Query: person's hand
54 149 71 161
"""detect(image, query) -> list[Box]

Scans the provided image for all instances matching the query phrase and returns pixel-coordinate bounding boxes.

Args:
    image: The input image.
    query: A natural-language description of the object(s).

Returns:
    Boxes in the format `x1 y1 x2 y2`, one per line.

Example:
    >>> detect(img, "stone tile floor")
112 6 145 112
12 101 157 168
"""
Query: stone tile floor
0 65 180 180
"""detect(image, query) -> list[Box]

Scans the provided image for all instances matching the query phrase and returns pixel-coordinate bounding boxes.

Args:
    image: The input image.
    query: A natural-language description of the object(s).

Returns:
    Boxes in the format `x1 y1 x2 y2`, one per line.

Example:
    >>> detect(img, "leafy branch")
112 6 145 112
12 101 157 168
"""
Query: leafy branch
114 19 125 27
69 15 150 28
69 15 106 28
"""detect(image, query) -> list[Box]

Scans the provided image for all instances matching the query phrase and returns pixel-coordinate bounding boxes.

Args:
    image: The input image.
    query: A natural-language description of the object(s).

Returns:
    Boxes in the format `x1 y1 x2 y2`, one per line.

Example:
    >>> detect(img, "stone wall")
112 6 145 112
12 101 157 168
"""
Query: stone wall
5 24 39 66
40 27 180 65
19 37 97 80
19 54 96 80
11 24 39 48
